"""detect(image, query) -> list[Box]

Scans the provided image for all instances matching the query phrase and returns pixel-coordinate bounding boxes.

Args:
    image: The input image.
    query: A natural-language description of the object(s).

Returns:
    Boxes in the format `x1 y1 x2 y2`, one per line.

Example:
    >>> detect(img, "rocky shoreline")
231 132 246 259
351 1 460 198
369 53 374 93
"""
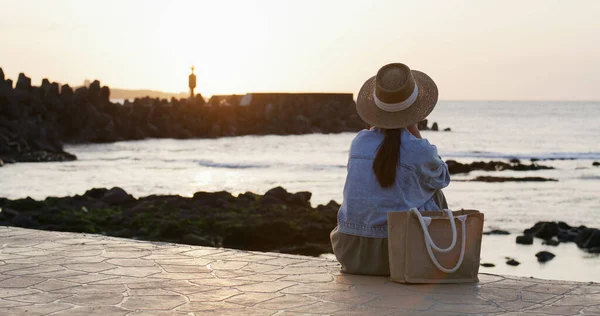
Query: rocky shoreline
0 186 338 256
446 159 554 174
0 69 452 166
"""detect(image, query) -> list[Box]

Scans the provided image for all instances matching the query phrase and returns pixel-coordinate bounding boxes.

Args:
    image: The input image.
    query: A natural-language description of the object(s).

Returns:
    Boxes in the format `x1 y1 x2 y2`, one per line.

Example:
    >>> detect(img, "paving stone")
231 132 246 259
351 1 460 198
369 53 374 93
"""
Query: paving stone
187 288 242 301
122 294 187 310
32 279 80 292
101 266 162 277
5 291 72 304
160 264 211 273
51 306 130 316
254 294 319 310
225 292 284 306
0 276 46 288
64 262 117 273
236 281 298 293
59 292 125 306
3 302 72 315
105 258 158 267
176 301 246 312
0 226 598 316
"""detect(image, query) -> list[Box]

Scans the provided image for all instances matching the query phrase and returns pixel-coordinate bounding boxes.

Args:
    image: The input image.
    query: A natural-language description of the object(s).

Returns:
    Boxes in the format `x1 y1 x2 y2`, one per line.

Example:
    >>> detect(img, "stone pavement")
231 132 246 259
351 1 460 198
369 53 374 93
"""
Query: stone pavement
0 227 599 316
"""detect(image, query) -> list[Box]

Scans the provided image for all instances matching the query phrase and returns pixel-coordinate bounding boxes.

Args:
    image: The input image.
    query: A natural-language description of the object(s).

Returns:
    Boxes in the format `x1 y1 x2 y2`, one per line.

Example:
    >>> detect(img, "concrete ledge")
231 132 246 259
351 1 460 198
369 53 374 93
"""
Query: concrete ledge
0 226 598 315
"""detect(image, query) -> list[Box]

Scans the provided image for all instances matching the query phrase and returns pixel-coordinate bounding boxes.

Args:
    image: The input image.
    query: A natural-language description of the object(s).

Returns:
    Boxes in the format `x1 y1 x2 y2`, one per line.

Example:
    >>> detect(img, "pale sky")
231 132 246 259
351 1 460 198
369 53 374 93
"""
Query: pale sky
1 0 599 100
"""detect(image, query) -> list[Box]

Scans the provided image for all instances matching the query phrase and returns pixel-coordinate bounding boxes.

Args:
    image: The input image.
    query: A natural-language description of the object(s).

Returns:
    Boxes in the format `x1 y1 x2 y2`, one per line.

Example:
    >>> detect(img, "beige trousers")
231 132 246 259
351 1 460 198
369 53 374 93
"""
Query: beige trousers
330 190 448 276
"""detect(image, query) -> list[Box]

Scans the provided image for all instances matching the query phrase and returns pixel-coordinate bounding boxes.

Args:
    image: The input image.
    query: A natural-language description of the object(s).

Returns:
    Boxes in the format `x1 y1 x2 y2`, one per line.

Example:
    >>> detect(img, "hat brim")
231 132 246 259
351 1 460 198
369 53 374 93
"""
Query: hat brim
356 70 438 129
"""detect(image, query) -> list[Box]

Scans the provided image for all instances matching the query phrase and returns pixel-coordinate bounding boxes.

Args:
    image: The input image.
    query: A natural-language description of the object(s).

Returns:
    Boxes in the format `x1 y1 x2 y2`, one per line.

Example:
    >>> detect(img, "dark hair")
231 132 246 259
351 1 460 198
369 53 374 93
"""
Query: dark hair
372 129 401 188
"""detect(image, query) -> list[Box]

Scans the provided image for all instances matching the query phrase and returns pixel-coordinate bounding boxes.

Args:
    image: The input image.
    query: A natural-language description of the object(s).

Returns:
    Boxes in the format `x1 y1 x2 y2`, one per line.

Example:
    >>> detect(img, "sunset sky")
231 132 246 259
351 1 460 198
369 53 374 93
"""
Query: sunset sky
1 0 599 100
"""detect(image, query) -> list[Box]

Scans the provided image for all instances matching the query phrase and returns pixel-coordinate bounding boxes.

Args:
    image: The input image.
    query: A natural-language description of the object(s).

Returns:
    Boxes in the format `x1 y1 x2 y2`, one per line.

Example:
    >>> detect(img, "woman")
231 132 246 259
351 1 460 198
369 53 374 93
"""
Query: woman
330 63 450 276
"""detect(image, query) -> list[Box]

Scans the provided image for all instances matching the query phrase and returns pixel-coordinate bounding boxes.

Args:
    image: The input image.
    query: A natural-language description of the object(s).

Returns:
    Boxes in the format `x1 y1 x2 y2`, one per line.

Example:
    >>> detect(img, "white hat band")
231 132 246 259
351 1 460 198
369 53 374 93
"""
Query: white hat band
373 85 419 113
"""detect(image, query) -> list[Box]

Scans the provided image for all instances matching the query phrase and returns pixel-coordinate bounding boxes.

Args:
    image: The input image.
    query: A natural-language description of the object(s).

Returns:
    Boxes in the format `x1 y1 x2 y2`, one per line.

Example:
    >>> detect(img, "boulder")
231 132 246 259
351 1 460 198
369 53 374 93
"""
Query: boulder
557 221 572 230
0 67 4 81
431 122 439 131
575 228 600 249
536 251 555 263
100 86 110 104
593 162 600 166
542 239 560 246
89 80 101 101
101 187 135 205
480 263 495 267
506 259 520 266
516 235 533 245
264 186 291 202
193 191 234 207
83 188 109 199
259 195 286 205
443 128 451 132
483 229 510 235
557 230 578 242
532 222 559 240
15 73 31 91
287 191 312 205
470 176 557 182
61 84 74 98
0 208 19 219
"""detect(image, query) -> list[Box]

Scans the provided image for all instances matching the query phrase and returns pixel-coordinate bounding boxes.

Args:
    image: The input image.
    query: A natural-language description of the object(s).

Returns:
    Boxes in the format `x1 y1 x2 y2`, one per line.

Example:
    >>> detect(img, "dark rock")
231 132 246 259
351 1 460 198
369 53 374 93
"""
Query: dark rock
542 239 560 246
83 188 108 200
0 187 339 257
480 263 495 267
446 160 554 175
431 122 439 131
483 229 510 235
0 67 4 81
575 228 596 248
533 222 559 240
101 187 135 205
506 259 520 266
12 214 39 227
61 84 73 98
575 228 600 249
469 176 557 183
1 208 19 219
516 235 534 245
557 230 578 242
443 128 451 132
557 221 572 230
287 191 312 205
264 186 291 202
15 73 31 91
593 162 600 166
509 158 521 164
193 191 234 207
260 195 286 205
536 251 555 263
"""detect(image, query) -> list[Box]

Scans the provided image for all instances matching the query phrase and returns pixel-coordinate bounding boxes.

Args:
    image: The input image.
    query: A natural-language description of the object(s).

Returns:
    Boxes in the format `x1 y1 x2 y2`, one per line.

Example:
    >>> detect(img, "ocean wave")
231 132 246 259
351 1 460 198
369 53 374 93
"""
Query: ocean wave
442 151 600 161
579 175 600 181
196 159 268 169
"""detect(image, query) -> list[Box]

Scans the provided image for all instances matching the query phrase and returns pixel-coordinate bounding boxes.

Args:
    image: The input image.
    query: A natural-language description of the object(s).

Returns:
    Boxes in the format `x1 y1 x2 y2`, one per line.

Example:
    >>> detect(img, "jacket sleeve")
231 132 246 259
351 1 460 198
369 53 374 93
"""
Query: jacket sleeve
418 142 451 190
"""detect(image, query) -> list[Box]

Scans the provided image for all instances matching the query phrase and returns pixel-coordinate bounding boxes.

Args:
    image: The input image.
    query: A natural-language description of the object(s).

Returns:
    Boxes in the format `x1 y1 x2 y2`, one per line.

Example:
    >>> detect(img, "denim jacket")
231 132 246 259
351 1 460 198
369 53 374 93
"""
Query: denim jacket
337 128 450 238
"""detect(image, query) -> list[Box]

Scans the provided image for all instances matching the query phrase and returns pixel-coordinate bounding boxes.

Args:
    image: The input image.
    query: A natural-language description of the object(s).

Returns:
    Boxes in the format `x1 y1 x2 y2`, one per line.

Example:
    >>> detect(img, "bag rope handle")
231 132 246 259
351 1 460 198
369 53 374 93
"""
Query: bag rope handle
410 208 468 273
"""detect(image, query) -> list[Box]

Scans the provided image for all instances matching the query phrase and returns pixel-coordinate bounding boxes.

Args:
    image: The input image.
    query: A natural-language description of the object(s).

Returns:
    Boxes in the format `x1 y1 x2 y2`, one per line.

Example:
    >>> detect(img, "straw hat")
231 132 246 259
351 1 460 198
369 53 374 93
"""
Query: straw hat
356 63 438 129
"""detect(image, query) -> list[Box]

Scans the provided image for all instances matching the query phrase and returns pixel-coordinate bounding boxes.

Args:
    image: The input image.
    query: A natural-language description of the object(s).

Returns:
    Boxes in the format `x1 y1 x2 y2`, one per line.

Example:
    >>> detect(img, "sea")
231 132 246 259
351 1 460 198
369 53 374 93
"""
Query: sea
2 101 600 282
